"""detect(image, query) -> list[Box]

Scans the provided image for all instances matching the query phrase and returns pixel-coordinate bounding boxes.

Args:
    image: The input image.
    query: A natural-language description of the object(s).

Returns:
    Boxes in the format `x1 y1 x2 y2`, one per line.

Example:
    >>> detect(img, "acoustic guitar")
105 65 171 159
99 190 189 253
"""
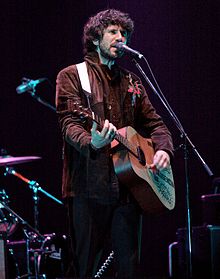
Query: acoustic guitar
69 102 175 213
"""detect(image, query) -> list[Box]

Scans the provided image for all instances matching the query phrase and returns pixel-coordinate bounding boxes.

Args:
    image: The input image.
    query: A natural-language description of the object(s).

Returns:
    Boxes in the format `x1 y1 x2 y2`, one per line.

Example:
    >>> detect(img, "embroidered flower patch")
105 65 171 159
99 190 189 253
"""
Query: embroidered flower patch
127 74 143 106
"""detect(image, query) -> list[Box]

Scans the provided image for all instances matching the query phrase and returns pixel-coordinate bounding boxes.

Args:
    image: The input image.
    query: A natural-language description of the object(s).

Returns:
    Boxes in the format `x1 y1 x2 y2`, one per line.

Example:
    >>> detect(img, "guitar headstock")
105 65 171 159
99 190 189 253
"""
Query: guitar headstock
70 102 93 122
70 102 104 128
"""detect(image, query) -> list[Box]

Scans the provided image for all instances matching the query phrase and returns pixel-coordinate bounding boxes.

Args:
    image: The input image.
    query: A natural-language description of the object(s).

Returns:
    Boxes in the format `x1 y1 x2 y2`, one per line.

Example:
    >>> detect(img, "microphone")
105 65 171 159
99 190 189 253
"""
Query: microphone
115 42 143 59
16 78 46 94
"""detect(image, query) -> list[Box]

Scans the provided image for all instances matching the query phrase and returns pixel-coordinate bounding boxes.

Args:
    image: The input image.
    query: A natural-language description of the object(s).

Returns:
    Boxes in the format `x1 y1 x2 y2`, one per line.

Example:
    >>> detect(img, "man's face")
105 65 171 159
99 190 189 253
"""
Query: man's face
96 25 128 60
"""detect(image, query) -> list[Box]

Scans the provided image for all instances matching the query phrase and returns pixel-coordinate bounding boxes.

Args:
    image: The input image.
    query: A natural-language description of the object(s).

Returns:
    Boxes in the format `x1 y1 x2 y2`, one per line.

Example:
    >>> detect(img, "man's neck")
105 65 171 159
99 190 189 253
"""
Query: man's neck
96 49 115 69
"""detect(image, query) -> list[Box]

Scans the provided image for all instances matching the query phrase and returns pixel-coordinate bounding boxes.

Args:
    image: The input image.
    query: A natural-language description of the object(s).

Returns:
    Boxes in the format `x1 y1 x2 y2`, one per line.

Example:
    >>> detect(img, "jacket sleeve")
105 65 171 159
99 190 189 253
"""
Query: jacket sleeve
135 82 174 159
55 65 97 158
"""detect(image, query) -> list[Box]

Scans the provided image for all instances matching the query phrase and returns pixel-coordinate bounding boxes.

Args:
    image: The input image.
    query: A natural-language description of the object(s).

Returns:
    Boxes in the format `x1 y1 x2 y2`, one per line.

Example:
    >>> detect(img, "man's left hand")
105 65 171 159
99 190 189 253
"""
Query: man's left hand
149 150 170 170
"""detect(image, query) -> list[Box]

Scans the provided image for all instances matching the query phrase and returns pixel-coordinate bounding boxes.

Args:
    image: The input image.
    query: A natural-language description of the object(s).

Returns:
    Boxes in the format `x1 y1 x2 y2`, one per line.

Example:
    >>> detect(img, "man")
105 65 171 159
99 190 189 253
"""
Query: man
56 9 173 278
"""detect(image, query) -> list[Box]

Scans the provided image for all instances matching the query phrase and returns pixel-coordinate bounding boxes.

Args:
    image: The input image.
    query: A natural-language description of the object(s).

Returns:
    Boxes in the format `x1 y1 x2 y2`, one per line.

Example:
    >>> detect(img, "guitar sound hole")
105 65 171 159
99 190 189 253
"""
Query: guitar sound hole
137 146 146 166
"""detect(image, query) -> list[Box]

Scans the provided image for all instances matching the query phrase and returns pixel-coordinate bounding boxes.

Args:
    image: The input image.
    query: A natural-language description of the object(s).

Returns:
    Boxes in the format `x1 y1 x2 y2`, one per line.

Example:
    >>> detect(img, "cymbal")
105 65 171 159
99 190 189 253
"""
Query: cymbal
0 156 41 166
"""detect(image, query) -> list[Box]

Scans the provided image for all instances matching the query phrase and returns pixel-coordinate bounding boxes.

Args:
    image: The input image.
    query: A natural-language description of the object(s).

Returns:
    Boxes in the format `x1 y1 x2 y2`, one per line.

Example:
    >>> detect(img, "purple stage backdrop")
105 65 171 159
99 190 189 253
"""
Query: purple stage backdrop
1 1 219 277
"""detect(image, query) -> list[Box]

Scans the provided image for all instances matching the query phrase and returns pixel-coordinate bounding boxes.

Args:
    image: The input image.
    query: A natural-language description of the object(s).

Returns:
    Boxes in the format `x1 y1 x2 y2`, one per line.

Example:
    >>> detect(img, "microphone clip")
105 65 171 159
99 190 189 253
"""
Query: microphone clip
16 77 46 94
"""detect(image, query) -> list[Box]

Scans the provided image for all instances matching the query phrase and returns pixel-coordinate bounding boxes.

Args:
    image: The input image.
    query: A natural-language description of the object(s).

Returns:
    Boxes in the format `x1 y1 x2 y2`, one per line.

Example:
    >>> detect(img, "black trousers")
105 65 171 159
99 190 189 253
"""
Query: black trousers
66 196 141 279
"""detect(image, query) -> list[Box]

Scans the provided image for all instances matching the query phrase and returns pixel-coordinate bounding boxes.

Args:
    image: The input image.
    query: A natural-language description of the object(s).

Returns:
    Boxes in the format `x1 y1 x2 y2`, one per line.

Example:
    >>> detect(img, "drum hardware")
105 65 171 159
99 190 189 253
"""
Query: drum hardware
0 188 18 236
0 199 46 279
1 151 64 277
5 166 63 232
37 233 68 279
8 247 21 278
7 233 68 279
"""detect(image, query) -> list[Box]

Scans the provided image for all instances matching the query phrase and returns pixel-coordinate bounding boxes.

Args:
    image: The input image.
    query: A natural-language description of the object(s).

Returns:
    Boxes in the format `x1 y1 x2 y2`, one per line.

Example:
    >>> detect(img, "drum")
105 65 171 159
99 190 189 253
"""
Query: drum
38 233 68 279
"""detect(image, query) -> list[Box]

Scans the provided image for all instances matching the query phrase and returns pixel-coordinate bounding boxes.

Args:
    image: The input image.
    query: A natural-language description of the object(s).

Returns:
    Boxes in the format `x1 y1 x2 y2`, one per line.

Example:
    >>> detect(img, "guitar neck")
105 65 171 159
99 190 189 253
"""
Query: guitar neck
70 102 140 159
92 112 139 159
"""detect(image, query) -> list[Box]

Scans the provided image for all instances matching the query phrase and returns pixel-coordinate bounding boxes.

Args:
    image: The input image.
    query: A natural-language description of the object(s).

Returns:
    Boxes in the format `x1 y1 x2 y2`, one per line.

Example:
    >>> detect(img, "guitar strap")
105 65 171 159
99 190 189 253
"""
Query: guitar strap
76 61 92 108
76 61 143 264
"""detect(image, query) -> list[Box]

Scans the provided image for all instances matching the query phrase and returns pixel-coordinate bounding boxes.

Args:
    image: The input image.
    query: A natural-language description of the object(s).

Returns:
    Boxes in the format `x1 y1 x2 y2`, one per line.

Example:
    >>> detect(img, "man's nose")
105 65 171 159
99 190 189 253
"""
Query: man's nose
115 31 124 42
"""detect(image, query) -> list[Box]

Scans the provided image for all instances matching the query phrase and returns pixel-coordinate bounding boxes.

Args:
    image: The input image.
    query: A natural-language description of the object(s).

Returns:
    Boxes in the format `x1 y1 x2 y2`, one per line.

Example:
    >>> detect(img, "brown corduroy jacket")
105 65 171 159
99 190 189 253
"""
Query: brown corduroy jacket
56 52 173 202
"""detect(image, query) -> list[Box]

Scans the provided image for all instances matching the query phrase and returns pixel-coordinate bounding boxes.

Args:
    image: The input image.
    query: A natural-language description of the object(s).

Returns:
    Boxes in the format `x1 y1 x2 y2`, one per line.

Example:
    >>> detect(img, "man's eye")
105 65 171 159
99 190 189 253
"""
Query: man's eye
110 30 117 34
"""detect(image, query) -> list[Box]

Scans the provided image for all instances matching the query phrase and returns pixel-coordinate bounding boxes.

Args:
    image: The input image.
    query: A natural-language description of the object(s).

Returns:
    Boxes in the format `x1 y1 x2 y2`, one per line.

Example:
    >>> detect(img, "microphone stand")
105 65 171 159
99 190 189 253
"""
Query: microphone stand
15 80 58 230
132 57 213 279
28 87 56 112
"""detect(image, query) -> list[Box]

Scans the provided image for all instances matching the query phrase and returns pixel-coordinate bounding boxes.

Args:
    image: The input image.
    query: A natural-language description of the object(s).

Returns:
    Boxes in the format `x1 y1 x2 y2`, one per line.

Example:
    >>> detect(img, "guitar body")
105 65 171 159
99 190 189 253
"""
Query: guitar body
111 126 175 214
68 102 175 214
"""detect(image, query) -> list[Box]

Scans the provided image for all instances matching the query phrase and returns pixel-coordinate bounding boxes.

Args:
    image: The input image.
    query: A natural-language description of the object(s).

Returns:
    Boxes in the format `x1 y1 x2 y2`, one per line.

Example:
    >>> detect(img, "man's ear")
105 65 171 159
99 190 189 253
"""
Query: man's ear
93 39 99 46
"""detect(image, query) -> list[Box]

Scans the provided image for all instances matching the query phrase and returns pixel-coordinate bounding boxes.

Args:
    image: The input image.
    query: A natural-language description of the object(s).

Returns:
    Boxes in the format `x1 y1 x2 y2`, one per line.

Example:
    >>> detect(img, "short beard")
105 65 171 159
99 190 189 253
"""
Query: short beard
99 44 124 60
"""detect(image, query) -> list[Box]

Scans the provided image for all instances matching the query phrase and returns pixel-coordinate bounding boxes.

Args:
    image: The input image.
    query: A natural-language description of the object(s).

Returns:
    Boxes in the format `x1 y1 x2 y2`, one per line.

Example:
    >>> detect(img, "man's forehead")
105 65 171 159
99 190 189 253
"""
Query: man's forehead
105 25 126 31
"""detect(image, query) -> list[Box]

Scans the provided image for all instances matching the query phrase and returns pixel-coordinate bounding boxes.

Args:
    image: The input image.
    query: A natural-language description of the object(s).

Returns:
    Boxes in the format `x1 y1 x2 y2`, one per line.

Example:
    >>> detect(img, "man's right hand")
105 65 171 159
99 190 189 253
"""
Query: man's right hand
90 119 117 149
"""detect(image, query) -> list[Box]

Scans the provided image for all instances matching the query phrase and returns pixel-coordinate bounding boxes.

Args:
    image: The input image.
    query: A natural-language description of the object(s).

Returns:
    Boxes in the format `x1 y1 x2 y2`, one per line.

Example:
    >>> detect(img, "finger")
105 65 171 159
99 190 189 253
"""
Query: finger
91 121 98 135
106 123 116 138
106 123 113 138
109 123 117 133
149 154 162 170
161 158 170 169
107 131 115 139
148 164 157 173
100 120 110 137
156 157 169 170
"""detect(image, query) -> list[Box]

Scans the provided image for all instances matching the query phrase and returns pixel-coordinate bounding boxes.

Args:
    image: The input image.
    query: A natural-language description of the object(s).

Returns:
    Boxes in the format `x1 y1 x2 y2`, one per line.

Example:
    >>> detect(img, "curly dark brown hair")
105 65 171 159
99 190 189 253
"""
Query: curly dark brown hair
83 9 134 54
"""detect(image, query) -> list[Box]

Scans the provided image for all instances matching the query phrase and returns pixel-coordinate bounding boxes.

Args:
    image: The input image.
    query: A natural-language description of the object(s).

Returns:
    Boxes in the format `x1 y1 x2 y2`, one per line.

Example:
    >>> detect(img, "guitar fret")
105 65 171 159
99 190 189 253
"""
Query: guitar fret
71 103 138 159
99 116 103 125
